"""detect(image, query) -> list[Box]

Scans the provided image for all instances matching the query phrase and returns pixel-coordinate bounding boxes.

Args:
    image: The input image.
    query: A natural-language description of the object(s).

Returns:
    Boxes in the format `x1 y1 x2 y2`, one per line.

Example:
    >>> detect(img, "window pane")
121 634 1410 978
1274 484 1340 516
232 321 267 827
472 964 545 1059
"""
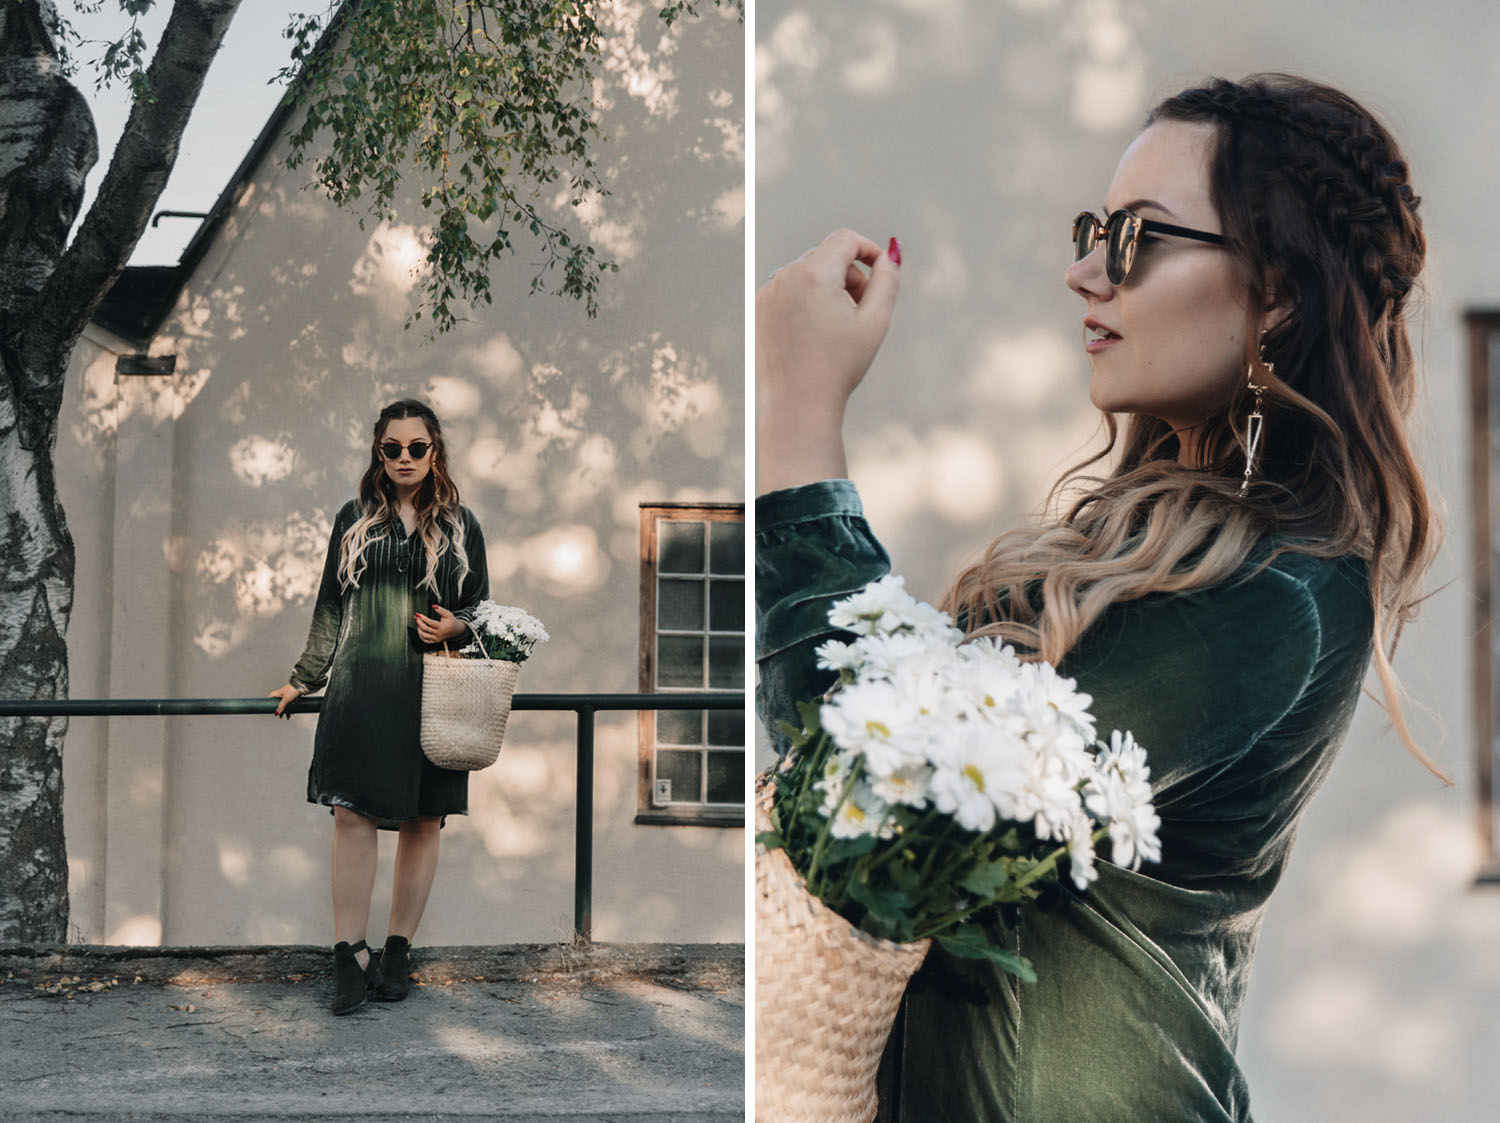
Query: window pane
659 577 705 631
707 708 745 747
657 635 705 687
709 521 745 575
656 750 703 804
708 635 744 689
659 520 705 574
708 579 743 632
657 709 704 746
706 750 743 804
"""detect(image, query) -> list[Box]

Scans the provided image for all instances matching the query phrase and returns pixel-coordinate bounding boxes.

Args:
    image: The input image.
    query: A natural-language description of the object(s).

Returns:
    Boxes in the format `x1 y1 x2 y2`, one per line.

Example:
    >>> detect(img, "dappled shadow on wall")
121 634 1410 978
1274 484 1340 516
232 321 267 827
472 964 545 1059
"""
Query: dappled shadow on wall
77 2 748 693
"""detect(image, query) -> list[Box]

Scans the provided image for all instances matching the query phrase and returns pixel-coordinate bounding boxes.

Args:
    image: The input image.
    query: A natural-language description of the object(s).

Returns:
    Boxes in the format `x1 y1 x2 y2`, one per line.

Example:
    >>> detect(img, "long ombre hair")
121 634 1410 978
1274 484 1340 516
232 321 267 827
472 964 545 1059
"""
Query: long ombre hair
942 74 1444 778
338 399 470 595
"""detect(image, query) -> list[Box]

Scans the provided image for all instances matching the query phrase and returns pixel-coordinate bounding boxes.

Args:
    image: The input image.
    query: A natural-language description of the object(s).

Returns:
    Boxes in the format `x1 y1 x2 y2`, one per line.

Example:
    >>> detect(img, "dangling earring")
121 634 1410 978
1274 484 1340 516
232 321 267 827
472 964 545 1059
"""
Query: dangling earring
1239 332 1270 496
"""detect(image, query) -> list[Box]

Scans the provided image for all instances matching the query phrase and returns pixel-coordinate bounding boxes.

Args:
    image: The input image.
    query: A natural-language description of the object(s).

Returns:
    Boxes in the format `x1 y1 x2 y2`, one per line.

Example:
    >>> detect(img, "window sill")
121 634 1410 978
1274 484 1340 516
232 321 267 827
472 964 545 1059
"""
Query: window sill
634 807 745 828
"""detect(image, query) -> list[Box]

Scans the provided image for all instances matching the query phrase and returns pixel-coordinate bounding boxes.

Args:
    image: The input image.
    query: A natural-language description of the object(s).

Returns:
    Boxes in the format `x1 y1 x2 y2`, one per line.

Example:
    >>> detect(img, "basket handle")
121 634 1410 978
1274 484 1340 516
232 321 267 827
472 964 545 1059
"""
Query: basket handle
439 622 489 660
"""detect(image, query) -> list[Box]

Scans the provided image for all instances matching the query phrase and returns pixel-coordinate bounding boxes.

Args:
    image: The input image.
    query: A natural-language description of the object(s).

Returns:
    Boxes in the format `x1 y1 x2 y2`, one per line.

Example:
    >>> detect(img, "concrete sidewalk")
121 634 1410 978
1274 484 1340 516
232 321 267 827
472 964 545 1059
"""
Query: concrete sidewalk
0 944 744 1122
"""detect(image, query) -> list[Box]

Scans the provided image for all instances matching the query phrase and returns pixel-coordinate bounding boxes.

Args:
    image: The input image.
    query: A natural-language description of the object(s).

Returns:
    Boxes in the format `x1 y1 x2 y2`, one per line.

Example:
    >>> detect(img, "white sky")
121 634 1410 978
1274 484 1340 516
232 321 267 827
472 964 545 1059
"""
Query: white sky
68 2 306 265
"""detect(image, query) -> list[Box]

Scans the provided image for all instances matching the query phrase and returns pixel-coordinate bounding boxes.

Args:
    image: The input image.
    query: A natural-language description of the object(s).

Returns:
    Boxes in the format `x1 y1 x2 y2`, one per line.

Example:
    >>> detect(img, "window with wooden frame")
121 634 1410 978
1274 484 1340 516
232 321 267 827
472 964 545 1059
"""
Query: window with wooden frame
636 503 745 826
1467 311 1500 880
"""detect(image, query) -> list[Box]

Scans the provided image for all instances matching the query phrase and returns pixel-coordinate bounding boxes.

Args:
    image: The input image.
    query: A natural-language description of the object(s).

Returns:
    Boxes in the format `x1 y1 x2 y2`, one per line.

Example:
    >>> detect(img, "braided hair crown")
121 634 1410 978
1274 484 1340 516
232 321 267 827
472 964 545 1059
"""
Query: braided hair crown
1148 74 1423 332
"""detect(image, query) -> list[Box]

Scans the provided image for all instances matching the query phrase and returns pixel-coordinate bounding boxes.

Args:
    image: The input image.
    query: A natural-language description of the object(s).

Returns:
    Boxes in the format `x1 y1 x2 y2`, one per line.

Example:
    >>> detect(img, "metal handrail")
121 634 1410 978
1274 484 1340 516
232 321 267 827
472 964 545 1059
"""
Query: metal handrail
0 691 745 941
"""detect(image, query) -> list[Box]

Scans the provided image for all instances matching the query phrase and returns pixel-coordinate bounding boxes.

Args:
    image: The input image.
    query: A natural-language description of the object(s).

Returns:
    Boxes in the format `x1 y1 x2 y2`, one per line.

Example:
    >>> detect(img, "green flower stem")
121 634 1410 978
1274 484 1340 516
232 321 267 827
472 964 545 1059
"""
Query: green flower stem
916 816 959 883
908 825 1112 941
826 802 901 905
858 806 944 879
777 731 828 853
1010 826 1110 893
911 903 989 941
797 730 838 806
803 757 866 893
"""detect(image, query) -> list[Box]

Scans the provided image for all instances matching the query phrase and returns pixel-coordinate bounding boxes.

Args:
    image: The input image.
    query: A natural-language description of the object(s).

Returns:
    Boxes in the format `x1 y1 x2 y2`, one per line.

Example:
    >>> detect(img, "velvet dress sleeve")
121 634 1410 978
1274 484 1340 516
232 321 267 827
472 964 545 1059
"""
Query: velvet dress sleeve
755 479 892 754
289 501 356 694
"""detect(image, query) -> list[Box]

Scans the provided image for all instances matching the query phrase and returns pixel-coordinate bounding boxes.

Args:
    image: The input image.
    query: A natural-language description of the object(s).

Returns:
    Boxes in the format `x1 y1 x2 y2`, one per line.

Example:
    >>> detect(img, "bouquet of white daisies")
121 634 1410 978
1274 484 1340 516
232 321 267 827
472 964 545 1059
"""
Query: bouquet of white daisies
456 601 550 663
759 575 1161 981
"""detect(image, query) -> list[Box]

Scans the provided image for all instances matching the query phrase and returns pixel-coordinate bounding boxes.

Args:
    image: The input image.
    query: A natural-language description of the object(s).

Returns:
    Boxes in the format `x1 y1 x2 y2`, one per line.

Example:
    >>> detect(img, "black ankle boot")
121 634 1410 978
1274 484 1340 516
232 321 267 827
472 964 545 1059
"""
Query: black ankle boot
375 935 411 1001
331 939 381 1015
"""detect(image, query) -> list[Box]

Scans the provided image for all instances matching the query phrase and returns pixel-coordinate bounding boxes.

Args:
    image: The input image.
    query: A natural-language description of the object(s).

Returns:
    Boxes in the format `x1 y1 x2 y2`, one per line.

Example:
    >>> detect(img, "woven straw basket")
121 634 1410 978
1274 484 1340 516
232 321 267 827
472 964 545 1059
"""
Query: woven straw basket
419 646 520 771
754 778 930 1123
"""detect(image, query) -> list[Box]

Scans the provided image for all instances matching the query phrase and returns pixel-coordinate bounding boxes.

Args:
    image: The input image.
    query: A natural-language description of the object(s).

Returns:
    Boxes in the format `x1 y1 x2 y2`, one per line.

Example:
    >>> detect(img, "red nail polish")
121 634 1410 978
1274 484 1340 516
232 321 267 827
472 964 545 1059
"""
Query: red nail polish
887 237 902 266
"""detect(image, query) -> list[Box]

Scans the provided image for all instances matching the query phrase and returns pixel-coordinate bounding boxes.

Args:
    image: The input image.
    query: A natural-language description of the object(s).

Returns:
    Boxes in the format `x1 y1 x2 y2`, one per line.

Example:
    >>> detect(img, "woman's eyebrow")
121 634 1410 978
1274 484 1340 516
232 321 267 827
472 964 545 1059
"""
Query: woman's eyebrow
1112 197 1177 218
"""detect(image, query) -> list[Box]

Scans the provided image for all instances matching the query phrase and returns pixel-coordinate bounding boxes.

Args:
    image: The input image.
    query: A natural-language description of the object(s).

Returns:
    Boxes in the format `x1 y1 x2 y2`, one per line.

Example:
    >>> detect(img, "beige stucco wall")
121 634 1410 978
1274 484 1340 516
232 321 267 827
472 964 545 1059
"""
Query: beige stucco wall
757 0 1499 1117
57 2 744 947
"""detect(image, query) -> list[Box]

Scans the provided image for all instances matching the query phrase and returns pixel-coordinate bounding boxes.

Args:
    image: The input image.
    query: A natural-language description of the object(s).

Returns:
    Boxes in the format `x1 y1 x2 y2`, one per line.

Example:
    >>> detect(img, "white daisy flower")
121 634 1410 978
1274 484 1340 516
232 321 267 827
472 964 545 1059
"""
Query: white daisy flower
828 781 896 840
1021 661 1097 743
1086 731 1162 868
815 639 863 675
827 575 921 636
849 630 956 680
813 750 855 815
819 678 927 776
928 725 1030 834
869 761 934 808
1065 813 1100 890
879 598 964 643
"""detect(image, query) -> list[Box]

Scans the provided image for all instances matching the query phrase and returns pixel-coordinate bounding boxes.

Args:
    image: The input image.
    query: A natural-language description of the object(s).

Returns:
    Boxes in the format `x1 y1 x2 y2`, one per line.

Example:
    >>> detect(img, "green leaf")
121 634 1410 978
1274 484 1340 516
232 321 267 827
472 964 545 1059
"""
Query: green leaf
935 926 1037 983
774 719 809 750
888 861 922 896
960 861 1012 900
823 835 879 864
847 876 913 925
795 700 823 736
755 831 784 851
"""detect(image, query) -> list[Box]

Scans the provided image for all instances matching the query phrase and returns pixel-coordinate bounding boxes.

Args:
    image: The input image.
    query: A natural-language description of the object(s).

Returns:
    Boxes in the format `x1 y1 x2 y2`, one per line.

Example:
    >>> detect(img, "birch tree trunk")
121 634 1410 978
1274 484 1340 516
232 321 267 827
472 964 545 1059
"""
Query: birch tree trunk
0 0 240 943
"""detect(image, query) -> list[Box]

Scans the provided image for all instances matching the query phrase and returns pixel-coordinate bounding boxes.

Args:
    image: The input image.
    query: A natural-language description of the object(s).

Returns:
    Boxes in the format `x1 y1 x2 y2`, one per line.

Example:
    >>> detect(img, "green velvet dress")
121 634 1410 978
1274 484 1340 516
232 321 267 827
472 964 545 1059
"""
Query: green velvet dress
291 499 490 830
755 480 1374 1123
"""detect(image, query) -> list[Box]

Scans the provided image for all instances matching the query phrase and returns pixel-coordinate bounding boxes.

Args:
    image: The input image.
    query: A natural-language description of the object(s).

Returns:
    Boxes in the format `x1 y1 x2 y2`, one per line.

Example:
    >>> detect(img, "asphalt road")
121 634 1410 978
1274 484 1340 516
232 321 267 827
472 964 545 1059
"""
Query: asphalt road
0 944 744 1122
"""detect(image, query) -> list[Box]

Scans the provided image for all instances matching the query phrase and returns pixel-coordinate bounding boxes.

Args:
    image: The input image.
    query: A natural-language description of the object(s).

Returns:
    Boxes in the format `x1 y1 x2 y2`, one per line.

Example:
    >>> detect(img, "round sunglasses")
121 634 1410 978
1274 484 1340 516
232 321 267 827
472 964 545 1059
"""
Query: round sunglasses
380 439 432 461
1072 209 1225 285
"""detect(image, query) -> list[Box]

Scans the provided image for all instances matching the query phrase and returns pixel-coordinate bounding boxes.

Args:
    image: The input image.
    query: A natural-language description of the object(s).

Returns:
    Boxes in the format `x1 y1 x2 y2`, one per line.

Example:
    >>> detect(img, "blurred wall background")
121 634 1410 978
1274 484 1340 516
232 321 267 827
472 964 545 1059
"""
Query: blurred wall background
56 1 744 948
756 0 1500 1118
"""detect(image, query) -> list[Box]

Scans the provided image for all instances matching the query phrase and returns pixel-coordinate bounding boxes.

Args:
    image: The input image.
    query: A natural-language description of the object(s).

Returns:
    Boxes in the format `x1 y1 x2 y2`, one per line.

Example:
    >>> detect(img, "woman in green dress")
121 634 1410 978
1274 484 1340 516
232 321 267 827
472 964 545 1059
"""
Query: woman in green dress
269 398 489 1015
756 75 1440 1120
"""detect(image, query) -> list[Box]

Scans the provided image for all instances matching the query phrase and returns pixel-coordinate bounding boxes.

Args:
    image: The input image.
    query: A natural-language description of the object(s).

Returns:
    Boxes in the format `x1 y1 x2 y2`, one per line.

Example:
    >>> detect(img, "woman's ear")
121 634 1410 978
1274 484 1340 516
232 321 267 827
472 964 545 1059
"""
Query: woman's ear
1262 267 1294 334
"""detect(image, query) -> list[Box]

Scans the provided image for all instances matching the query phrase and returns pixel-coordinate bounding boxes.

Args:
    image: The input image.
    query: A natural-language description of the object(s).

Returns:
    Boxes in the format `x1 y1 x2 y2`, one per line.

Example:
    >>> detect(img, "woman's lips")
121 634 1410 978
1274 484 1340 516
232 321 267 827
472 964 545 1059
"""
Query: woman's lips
1084 319 1122 354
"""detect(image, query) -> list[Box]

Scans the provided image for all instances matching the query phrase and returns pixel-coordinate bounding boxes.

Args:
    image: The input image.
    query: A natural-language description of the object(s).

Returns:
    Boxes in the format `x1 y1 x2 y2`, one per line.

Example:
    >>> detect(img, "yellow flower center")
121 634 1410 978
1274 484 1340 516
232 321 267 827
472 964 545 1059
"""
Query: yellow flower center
865 720 891 738
964 763 985 792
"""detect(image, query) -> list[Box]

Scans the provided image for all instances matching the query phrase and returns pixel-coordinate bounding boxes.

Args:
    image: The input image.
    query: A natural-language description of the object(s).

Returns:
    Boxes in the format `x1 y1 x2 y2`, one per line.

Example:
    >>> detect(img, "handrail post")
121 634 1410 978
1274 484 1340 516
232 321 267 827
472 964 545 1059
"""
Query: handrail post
574 704 596 944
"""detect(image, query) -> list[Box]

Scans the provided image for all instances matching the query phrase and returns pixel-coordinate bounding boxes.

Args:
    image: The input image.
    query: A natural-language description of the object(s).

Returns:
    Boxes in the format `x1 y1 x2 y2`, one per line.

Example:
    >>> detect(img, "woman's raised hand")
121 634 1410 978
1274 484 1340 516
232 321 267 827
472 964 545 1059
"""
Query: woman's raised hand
756 228 902 494
269 683 304 719
414 604 467 645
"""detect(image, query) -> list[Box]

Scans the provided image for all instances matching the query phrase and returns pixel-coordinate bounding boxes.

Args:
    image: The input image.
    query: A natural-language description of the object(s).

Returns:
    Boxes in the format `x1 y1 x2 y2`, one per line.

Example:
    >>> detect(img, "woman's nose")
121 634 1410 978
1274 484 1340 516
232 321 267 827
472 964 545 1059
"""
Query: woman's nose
1066 245 1113 301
